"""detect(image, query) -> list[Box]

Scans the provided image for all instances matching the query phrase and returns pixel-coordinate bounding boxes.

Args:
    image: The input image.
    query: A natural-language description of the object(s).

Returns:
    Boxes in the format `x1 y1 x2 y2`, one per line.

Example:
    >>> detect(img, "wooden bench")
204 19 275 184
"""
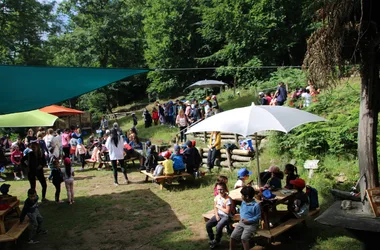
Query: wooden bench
256 208 320 240
0 218 29 243
140 170 192 190
0 200 21 234
202 209 240 223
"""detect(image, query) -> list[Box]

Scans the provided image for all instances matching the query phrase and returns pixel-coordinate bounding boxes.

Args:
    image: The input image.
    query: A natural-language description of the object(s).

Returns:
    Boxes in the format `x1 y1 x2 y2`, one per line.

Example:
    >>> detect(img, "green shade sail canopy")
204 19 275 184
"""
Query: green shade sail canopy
0 65 149 115
0 110 58 128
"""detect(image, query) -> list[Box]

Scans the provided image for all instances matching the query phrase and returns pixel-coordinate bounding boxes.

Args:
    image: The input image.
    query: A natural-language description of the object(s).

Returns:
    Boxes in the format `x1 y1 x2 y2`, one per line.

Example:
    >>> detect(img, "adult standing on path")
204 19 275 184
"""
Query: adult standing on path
23 140 48 202
99 116 109 137
274 82 288 106
207 131 221 172
176 109 188 143
105 123 129 186
211 95 220 114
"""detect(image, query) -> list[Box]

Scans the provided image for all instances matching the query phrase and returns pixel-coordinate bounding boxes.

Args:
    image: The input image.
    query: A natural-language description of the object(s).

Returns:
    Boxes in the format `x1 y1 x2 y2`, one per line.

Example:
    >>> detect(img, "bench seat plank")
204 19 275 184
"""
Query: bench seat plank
140 170 191 190
256 208 320 238
5 219 30 240
0 234 14 243
140 170 191 180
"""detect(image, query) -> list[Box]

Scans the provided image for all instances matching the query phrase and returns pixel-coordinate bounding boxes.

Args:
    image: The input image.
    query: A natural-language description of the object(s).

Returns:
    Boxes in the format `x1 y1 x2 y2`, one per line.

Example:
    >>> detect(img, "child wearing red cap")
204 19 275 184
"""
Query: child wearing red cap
162 151 174 176
287 178 309 219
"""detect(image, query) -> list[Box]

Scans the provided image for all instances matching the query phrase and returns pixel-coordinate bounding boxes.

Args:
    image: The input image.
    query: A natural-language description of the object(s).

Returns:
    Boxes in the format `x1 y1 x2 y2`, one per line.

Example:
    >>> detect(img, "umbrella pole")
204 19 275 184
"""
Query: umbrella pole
255 132 261 186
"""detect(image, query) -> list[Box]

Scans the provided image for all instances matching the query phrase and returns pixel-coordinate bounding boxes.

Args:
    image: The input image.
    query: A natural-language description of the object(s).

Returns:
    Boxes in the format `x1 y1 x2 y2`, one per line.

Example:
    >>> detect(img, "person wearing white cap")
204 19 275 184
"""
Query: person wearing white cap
258 92 268 105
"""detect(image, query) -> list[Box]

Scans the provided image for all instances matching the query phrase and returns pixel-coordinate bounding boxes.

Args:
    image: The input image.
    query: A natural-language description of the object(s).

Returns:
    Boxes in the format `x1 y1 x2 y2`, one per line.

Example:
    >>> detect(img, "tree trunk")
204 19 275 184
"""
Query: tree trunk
358 41 380 214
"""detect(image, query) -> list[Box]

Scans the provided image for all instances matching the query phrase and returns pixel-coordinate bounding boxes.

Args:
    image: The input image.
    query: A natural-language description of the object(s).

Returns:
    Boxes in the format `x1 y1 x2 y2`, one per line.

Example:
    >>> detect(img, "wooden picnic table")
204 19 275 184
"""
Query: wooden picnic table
0 197 30 243
229 187 302 242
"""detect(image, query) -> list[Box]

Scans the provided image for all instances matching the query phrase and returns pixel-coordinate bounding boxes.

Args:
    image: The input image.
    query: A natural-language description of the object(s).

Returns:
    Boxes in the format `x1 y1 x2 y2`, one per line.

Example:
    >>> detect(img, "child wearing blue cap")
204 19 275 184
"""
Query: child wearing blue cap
234 168 253 189
75 138 87 171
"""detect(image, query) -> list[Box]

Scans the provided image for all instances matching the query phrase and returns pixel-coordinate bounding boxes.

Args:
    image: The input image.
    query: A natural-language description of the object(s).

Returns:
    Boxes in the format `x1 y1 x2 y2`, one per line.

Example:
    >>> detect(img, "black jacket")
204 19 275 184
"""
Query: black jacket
20 196 39 223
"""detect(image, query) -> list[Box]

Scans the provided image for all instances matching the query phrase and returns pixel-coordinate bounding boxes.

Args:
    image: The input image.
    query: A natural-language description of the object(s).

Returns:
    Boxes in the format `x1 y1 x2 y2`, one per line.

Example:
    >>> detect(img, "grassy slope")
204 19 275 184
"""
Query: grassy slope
1 84 362 250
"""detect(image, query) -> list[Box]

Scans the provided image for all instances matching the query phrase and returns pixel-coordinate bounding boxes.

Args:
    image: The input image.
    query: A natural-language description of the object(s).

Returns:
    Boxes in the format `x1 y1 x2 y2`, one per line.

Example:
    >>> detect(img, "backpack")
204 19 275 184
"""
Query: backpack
306 185 319 210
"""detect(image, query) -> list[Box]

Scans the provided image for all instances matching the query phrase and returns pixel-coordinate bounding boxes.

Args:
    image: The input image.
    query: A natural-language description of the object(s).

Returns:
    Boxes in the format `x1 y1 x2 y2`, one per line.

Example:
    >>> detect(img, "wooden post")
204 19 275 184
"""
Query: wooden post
234 134 239 145
225 148 233 170
255 133 261 186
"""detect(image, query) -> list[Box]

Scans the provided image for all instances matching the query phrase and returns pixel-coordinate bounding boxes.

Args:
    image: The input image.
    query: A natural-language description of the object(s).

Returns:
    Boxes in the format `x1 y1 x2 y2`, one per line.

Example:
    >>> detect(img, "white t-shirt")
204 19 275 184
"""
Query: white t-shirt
105 135 124 160
234 179 244 189
214 195 231 217
301 92 311 107
61 167 74 181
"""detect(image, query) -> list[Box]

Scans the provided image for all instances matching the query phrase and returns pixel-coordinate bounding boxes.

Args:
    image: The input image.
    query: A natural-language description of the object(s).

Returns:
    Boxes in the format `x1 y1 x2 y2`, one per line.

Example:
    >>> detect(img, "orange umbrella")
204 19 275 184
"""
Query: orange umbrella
39 105 84 117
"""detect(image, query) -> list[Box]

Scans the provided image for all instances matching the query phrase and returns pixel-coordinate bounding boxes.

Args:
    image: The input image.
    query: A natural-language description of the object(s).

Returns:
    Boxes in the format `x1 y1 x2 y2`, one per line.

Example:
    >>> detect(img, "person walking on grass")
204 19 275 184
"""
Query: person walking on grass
23 141 48 202
62 158 75 204
20 188 48 244
106 123 129 186
49 156 64 203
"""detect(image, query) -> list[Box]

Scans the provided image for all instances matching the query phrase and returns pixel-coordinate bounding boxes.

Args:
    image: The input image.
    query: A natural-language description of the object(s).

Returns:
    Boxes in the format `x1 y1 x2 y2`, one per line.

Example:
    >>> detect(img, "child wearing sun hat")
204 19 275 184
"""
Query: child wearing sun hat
234 168 253 189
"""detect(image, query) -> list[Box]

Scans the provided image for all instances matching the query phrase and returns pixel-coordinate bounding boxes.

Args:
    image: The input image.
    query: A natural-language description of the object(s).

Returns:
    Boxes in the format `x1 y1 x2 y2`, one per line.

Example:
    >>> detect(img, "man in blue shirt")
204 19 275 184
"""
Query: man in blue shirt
275 82 287 106
230 186 261 250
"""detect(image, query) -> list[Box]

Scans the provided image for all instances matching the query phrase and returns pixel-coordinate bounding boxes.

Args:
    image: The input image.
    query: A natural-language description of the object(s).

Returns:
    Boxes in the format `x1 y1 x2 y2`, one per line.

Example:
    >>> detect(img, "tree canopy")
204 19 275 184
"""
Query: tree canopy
1 0 321 111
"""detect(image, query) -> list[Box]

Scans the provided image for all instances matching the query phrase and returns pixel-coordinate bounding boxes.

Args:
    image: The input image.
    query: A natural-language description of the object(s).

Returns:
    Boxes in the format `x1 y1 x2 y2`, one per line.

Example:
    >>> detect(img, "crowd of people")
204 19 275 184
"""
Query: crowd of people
137 95 221 143
258 80 321 108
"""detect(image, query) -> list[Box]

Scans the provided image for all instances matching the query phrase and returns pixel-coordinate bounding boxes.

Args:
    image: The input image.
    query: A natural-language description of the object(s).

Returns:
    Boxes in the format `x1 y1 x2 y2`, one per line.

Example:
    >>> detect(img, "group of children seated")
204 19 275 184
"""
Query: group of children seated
143 140 202 178
207 163 311 249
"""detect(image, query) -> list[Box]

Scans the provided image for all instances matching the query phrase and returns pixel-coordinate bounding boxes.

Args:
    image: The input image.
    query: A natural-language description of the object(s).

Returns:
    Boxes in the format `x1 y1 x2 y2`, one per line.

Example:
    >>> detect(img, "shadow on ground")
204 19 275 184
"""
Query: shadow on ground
1 189 186 250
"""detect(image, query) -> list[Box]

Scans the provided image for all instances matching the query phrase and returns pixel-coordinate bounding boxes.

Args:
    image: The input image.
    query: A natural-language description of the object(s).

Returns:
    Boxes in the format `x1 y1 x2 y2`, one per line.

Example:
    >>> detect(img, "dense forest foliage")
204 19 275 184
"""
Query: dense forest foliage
0 0 322 115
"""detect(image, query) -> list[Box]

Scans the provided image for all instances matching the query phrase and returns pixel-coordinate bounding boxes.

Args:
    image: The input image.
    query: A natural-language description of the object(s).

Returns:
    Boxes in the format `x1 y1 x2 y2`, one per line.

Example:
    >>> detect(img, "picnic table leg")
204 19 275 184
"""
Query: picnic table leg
145 175 149 182
0 218 5 234
159 180 164 190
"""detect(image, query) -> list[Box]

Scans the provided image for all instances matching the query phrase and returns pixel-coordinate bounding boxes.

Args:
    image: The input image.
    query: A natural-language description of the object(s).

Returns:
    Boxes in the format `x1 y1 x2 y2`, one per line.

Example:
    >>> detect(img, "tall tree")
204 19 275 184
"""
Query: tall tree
0 0 55 65
143 0 208 95
304 0 380 213
198 0 318 86
49 0 148 111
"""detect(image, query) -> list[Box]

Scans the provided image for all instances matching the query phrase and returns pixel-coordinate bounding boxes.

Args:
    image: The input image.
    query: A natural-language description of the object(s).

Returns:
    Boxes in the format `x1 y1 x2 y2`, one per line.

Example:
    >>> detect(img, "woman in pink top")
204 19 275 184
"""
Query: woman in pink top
61 129 71 158
176 109 188 143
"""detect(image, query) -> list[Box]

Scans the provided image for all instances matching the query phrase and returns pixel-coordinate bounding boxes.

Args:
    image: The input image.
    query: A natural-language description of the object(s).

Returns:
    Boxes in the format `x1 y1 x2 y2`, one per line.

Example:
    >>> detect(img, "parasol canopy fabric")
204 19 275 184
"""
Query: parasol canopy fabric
39 105 84 117
185 79 227 90
0 65 149 115
0 110 58 128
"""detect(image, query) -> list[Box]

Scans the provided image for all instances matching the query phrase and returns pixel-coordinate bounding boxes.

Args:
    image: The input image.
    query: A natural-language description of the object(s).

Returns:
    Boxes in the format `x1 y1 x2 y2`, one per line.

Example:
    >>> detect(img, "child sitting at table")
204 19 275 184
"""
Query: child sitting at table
206 182 232 249
284 163 299 189
171 145 185 174
281 178 309 222
230 186 261 250
214 175 229 196
153 151 173 177
234 168 252 189
263 166 283 190
145 143 158 173
162 151 174 176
